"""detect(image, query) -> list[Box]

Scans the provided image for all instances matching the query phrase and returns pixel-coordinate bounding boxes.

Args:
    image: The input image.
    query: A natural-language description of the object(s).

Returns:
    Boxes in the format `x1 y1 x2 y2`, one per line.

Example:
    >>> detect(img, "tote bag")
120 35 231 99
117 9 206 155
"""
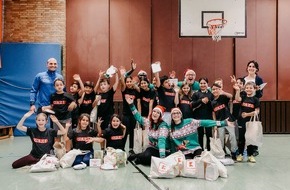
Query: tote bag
210 130 225 159
133 123 143 154
245 114 263 147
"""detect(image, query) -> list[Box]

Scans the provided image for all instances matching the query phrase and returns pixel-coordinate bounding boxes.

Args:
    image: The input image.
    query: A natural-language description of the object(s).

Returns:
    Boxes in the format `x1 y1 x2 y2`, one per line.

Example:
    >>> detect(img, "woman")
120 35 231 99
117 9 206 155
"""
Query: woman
243 60 264 99
125 96 170 166
169 107 232 159
138 77 156 118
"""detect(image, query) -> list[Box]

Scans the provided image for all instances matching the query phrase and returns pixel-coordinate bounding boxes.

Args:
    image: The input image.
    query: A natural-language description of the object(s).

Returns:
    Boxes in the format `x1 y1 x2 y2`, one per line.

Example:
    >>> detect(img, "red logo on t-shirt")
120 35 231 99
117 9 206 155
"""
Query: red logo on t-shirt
76 137 90 142
111 136 123 140
33 138 48 143
242 102 254 108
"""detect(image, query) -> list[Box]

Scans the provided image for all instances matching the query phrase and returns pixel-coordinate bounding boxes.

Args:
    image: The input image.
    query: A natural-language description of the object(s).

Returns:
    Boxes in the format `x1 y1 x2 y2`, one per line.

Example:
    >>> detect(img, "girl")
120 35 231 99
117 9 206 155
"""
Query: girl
154 65 178 125
42 78 76 151
12 110 66 169
234 81 260 163
170 107 232 159
79 81 98 115
176 83 193 119
191 77 214 151
138 77 156 119
96 114 126 150
68 113 104 166
120 66 140 154
125 97 170 166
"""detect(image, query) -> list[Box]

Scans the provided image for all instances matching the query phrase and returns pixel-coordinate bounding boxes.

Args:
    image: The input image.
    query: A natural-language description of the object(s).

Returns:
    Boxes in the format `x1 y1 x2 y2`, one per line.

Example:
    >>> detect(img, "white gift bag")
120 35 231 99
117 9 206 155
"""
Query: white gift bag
180 159 197 178
60 149 82 168
205 163 219 181
245 114 263 147
210 130 225 159
133 123 143 154
149 156 179 178
29 154 59 173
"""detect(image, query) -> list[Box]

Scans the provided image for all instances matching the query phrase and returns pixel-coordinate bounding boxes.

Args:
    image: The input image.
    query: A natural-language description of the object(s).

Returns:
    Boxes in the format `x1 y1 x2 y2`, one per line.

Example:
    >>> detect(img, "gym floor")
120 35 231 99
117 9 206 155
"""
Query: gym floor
0 135 289 190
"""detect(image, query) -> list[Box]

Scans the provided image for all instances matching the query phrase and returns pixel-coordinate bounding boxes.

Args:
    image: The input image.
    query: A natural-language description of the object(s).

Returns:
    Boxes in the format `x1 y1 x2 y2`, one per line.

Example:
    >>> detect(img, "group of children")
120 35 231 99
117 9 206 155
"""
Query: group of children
12 60 264 169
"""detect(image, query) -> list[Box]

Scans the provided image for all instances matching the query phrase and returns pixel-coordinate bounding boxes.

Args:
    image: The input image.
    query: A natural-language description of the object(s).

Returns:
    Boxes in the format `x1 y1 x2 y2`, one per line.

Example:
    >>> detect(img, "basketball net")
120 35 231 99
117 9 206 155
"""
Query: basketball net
206 18 227 42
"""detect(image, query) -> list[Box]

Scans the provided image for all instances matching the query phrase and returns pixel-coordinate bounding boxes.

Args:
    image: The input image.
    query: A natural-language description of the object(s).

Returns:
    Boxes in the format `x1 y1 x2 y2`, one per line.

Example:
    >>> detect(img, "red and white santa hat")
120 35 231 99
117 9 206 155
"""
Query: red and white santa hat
171 107 182 115
153 105 165 116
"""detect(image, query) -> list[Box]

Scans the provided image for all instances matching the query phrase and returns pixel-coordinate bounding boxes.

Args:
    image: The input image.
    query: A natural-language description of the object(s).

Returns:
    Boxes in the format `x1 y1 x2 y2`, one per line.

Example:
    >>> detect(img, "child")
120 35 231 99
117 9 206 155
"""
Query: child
138 77 156 119
234 81 260 163
96 114 126 150
120 66 140 154
154 63 178 125
211 83 238 159
79 81 98 115
95 69 119 131
42 78 76 151
69 74 85 129
191 77 214 151
68 113 104 166
176 83 193 119
12 111 66 169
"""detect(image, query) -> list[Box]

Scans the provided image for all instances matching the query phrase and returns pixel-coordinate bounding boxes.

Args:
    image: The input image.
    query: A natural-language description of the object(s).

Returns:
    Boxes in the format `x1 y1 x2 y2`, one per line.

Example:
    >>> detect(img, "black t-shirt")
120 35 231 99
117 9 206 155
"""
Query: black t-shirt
27 127 58 159
79 92 96 115
51 92 75 120
178 94 193 119
157 86 176 112
237 95 260 126
212 95 234 121
101 127 124 150
140 88 156 117
97 88 115 118
122 88 139 116
232 91 247 120
191 90 214 119
68 128 98 151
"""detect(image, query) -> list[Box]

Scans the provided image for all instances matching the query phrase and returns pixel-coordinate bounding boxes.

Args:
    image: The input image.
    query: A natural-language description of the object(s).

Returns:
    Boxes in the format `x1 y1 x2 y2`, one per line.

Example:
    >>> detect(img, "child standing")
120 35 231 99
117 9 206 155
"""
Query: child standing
69 74 85 129
68 113 104 166
176 83 193 119
96 114 126 150
12 111 66 169
211 83 238 159
42 78 76 151
234 81 260 163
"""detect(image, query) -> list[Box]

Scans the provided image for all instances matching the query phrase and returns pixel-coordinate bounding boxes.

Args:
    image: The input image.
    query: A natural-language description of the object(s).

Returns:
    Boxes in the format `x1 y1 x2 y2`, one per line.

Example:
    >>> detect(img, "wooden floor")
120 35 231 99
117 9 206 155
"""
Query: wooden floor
0 135 290 190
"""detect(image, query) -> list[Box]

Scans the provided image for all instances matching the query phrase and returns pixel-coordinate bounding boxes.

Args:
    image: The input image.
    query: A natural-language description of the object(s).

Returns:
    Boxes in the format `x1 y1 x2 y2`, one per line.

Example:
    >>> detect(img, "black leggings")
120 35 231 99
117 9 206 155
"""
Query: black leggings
184 149 202 159
135 147 160 166
122 114 136 150
198 127 212 151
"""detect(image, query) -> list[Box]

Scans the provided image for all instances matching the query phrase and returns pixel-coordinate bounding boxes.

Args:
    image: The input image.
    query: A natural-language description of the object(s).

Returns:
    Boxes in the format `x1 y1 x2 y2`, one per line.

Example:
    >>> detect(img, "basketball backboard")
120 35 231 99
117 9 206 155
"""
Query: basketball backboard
179 0 246 38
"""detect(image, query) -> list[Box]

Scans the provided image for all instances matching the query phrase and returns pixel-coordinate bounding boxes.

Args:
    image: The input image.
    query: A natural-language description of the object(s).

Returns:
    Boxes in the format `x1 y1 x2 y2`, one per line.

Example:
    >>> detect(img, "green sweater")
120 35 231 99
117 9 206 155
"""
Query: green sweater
129 104 171 158
170 118 227 154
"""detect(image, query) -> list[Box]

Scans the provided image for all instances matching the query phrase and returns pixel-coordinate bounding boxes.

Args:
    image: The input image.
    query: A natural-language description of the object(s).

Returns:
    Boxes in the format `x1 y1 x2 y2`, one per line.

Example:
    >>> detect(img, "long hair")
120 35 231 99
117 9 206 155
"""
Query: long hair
179 82 193 100
76 113 90 133
148 113 164 130
108 114 122 129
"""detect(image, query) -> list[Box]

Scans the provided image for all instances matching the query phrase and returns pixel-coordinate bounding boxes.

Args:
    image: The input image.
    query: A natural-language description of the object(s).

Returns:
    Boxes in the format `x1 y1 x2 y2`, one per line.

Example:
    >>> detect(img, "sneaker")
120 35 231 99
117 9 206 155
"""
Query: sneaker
247 156 256 163
127 153 137 162
236 154 243 162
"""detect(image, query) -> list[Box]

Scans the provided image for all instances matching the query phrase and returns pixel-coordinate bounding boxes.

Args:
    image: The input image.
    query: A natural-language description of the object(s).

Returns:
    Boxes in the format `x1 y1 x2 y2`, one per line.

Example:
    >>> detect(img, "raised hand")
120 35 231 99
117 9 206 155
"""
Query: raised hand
125 95 134 104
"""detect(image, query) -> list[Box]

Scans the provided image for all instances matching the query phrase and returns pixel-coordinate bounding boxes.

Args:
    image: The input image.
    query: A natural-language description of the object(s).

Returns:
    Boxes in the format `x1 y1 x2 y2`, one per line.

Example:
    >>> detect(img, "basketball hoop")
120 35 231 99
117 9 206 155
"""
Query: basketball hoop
206 18 227 42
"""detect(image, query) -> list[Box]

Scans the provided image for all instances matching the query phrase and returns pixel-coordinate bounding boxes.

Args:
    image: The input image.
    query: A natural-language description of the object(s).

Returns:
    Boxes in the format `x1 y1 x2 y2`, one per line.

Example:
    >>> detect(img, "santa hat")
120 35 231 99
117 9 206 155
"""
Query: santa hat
153 105 165 116
171 107 182 115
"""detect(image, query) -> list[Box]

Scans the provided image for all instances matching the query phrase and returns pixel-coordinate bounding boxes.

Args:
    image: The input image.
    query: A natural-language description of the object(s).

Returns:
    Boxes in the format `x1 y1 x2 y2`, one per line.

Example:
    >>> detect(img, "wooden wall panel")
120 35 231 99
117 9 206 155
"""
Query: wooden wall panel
66 0 109 86
110 0 151 100
278 0 290 100
152 0 173 77
236 0 276 100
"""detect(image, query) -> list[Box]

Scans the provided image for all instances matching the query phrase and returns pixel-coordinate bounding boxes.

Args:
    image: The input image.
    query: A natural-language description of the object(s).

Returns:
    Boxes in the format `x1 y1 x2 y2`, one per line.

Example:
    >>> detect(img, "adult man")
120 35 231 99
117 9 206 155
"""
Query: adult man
177 69 200 92
30 58 64 113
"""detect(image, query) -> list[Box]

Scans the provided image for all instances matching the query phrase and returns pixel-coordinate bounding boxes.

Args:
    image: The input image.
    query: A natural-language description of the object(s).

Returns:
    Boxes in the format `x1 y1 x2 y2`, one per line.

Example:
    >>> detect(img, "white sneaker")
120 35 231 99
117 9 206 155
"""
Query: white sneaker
73 162 87 170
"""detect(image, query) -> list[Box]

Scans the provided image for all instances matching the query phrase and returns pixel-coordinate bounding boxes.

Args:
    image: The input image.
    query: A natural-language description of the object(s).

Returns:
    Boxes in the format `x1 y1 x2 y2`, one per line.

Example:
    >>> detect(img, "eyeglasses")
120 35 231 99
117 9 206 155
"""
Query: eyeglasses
171 112 181 115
